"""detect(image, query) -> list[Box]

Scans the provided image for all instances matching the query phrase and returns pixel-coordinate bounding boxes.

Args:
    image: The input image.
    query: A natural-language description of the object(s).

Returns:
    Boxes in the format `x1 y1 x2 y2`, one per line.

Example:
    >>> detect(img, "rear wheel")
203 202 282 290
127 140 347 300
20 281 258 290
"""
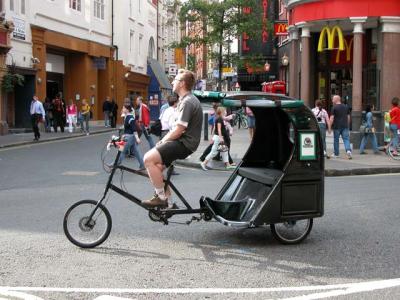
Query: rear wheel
63 199 112 248
270 219 313 245
387 145 400 160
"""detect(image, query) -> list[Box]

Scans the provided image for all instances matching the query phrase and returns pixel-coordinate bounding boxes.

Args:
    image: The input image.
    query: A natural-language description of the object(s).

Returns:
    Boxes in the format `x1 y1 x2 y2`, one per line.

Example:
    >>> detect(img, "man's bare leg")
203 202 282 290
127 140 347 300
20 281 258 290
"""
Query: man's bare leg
142 148 168 207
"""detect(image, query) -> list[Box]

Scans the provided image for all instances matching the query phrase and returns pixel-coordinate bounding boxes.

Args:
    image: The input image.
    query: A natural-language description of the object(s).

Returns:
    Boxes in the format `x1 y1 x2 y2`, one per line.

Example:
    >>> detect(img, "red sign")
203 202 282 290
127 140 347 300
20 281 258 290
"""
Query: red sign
274 22 288 36
0 32 7 45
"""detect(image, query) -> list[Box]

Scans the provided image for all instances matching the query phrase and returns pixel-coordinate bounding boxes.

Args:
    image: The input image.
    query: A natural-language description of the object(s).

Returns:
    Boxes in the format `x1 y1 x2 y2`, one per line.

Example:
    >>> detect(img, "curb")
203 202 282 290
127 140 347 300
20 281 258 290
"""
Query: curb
0 128 115 149
175 159 400 177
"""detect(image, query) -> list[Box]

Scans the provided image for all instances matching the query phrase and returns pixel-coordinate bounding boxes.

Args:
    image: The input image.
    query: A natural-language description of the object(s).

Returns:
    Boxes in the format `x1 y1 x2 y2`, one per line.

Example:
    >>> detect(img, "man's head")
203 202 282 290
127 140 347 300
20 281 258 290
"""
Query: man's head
332 95 341 105
172 69 195 96
135 96 143 106
167 95 178 107
106 96 110 101
33 95 38 101
392 97 399 107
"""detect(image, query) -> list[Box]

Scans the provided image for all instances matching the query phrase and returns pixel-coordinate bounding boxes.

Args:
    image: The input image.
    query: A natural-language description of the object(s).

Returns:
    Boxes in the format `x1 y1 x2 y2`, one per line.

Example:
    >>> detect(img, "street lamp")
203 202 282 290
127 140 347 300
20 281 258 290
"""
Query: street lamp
281 54 289 66
264 61 271 72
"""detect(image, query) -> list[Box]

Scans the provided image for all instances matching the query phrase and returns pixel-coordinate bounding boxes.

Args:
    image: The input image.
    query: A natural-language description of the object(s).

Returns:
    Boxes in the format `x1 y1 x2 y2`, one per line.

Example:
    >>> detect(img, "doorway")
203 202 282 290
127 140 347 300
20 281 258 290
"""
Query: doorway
14 75 35 128
46 72 64 100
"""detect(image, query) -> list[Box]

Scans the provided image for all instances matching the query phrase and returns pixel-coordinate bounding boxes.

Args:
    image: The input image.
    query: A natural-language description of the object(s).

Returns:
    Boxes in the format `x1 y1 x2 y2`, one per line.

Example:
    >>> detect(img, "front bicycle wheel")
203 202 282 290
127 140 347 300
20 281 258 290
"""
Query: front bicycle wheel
240 117 248 129
63 199 112 248
387 145 400 160
270 219 313 245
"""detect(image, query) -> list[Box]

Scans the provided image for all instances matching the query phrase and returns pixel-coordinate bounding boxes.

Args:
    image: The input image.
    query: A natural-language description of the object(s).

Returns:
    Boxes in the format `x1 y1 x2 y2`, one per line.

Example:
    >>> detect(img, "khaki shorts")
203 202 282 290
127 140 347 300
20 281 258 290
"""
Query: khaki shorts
156 140 192 166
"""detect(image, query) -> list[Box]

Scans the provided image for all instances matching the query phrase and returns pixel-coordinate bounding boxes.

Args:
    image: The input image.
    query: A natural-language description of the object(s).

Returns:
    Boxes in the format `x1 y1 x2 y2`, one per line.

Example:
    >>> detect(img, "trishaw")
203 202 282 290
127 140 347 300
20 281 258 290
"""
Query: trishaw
63 91 324 248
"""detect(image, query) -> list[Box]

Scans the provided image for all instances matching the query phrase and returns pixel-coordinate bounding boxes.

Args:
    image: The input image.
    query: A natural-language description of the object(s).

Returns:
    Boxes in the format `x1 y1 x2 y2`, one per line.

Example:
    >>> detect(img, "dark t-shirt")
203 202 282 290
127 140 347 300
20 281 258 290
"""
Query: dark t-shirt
176 93 203 152
123 114 137 135
215 117 228 139
331 103 350 129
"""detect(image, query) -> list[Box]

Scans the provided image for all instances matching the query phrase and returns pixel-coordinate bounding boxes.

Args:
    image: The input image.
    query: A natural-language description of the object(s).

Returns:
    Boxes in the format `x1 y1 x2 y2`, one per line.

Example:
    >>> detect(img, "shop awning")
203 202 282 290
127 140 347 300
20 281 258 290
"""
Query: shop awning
147 58 172 90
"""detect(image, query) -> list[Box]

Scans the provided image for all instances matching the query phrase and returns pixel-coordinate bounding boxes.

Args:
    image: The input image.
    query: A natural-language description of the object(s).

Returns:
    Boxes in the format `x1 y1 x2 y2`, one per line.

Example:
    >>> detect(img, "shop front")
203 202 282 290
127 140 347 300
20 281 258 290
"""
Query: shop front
283 0 400 146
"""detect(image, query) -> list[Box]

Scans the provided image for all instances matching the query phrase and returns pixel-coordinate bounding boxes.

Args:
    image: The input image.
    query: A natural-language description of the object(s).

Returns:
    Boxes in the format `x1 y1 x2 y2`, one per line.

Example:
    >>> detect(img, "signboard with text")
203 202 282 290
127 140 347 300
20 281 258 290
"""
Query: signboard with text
12 17 25 40
274 21 288 36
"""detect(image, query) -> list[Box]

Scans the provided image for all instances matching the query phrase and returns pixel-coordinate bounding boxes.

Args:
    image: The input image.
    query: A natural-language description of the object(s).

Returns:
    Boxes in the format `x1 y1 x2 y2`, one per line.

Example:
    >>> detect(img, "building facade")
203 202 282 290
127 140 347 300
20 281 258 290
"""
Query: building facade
279 0 400 144
1 0 164 133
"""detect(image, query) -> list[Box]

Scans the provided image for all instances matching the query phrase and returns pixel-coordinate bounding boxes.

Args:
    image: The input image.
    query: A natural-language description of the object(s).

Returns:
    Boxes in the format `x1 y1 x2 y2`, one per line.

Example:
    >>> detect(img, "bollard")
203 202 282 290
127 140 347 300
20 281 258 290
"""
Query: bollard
203 112 208 141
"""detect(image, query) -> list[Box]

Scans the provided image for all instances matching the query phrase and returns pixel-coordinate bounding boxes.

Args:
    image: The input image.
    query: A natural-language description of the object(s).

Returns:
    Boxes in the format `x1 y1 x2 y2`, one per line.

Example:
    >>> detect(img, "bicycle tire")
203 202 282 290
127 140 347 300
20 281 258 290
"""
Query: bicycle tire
387 145 400 160
270 219 313 245
240 117 248 129
63 199 112 248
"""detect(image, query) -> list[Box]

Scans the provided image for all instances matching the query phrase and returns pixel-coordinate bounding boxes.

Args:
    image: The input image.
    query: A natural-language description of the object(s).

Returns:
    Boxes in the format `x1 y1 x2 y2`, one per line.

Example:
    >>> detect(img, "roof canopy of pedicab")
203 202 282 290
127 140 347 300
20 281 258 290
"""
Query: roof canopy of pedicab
193 91 304 108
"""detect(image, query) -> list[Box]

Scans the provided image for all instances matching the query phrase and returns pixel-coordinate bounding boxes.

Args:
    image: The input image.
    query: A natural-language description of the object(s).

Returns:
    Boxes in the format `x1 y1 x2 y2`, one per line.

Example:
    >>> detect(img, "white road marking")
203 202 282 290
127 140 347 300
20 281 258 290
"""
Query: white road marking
62 171 99 176
0 290 44 300
0 278 399 297
282 277 400 299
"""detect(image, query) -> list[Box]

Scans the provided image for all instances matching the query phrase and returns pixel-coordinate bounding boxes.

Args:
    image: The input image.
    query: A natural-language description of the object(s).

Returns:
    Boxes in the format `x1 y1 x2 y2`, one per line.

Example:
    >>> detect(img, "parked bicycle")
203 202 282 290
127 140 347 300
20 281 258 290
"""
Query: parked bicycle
232 108 248 129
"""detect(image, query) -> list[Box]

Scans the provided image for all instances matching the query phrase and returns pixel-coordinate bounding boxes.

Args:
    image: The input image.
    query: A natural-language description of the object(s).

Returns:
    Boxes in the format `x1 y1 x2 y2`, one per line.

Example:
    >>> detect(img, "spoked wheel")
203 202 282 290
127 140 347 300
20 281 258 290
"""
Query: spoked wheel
240 117 248 129
387 145 400 160
63 199 112 248
270 219 313 245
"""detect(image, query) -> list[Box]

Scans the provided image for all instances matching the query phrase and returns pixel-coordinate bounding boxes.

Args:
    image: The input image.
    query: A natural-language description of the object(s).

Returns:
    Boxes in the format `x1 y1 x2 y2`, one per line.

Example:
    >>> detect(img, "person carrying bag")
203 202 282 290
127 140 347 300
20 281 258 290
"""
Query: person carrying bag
359 105 379 154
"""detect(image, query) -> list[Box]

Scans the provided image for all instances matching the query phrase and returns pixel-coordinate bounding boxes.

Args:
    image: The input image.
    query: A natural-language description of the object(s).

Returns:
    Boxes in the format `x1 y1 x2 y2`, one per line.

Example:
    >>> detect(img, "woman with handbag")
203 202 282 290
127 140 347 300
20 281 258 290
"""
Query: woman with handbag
200 107 236 171
312 100 331 157
359 105 379 154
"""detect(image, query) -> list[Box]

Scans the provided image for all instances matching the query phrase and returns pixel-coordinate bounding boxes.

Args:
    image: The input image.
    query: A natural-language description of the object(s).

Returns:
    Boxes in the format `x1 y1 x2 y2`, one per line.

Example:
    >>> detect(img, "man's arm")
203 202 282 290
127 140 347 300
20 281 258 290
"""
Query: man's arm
160 124 186 143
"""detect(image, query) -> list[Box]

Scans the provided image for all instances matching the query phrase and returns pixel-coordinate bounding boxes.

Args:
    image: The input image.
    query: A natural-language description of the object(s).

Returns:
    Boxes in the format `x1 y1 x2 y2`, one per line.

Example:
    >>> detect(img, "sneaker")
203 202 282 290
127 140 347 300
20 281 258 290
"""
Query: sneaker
142 195 168 208
330 154 339 159
346 151 352 159
200 162 208 171
360 151 368 155
225 165 236 170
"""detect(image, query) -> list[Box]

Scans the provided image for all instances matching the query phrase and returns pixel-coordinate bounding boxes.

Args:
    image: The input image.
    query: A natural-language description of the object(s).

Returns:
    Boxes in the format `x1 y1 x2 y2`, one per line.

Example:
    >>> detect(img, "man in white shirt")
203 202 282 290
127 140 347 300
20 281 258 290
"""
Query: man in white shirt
159 95 178 139
30 95 45 141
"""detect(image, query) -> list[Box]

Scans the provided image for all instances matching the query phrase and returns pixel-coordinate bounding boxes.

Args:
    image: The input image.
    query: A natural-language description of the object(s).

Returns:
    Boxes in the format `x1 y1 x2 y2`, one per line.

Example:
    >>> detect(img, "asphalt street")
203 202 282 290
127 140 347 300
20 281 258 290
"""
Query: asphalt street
0 133 400 300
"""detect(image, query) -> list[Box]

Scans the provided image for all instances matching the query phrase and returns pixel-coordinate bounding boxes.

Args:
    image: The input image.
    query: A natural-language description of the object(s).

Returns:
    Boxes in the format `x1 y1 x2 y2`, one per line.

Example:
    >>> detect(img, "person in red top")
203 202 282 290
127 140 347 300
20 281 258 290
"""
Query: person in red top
66 99 78 133
134 96 155 149
389 97 400 155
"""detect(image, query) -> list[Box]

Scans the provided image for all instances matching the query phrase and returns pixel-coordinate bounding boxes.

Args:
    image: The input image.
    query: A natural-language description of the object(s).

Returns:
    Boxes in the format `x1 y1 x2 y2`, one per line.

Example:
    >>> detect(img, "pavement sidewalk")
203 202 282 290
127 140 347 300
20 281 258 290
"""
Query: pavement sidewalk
175 127 400 177
0 122 116 149
1 123 400 176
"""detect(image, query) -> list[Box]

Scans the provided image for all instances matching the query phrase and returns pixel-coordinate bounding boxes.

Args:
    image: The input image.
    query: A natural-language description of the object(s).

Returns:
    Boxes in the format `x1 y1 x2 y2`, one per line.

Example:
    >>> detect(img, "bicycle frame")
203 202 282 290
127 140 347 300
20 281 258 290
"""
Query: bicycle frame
86 147 208 225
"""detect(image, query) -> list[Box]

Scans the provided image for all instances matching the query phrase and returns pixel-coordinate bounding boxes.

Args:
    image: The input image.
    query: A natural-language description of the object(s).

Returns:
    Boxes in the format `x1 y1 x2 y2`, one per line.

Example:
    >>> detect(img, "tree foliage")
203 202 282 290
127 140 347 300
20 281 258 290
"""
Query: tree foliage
2 72 24 93
171 0 272 88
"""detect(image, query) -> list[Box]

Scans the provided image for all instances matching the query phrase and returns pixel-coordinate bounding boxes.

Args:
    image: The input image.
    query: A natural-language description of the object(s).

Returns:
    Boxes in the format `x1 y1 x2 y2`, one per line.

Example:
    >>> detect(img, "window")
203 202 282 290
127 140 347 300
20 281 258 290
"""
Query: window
69 0 81 11
10 0 14 11
94 0 104 20
130 30 134 52
139 34 143 56
20 0 25 14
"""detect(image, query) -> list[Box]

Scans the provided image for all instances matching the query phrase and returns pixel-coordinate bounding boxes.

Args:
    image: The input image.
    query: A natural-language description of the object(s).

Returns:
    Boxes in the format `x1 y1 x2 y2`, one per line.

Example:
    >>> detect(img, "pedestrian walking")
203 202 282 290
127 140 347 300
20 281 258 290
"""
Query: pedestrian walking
30 95 45 141
80 98 91 135
102 96 112 127
66 100 78 133
134 96 155 148
52 94 65 133
389 97 400 156
110 99 118 128
312 100 331 157
117 104 145 169
142 69 203 208
359 105 379 154
43 97 53 132
200 107 236 171
246 107 255 139
329 95 352 159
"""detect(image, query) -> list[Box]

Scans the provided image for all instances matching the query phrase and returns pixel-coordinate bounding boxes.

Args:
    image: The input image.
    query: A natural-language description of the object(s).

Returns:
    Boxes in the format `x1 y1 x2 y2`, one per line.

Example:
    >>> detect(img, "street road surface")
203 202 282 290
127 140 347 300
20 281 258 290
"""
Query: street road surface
0 133 399 299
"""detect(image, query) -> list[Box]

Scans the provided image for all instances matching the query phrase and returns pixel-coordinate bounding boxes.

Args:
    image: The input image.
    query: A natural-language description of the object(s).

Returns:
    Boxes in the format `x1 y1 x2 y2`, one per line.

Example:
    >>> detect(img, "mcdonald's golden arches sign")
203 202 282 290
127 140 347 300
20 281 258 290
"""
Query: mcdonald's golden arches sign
318 25 345 52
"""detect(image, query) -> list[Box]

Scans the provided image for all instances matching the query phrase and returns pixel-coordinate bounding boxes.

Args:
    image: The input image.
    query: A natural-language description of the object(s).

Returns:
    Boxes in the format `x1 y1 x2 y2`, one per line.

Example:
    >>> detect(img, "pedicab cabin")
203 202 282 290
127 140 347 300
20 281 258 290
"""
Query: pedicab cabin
195 91 324 244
